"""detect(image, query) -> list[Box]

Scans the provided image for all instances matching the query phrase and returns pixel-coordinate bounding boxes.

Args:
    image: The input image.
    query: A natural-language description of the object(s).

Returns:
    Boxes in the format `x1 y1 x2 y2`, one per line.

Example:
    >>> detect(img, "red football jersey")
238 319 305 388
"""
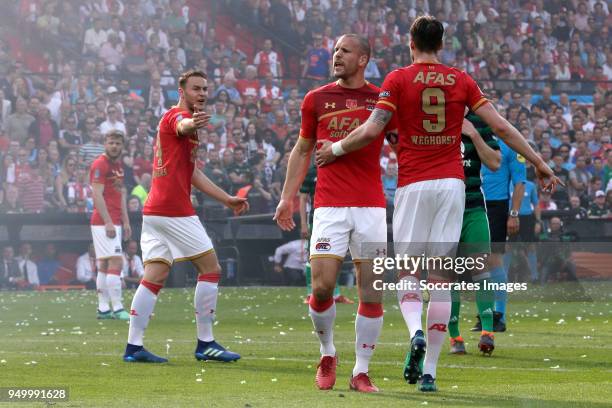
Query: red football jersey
143 107 199 217
375 63 487 187
300 81 395 208
90 154 124 225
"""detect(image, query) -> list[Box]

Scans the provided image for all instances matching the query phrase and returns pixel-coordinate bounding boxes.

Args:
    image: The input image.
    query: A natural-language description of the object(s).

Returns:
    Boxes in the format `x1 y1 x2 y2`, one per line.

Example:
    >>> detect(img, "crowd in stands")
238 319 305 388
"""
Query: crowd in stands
0 240 144 290
0 0 610 224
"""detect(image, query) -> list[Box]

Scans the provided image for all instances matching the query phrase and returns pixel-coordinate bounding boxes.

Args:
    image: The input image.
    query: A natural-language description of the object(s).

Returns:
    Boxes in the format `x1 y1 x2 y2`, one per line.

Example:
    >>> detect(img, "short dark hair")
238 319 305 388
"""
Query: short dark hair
339 33 371 61
178 70 207 89
410 16 444 53
105 130 125 142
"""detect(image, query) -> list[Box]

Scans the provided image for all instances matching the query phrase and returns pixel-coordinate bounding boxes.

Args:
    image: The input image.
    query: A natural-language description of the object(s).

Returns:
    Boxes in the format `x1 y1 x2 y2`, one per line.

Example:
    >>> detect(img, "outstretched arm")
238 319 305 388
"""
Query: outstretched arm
474 102 561 191
191 167 249 214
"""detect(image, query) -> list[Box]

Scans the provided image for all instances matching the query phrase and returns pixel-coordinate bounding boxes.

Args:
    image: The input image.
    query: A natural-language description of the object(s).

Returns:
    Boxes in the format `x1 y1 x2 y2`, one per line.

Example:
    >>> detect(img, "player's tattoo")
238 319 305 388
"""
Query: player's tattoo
367 108 392 127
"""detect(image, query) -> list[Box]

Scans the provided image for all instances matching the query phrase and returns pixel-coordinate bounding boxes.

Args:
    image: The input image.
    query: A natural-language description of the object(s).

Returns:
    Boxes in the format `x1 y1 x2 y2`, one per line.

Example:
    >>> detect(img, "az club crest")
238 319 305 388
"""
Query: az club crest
346 99 358 109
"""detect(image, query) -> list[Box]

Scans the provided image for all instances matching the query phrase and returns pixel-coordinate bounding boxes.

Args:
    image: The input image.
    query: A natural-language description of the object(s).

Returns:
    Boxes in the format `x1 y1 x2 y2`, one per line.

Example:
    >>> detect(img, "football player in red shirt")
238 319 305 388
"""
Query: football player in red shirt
317 17 561 392
275 34 397 393
123 70 248 363
90 130 130 321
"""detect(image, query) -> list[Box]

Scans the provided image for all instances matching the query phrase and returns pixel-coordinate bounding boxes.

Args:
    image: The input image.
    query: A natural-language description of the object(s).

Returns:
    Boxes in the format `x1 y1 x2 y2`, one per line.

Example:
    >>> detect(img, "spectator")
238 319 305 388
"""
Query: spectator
36 243 62 285
122 240 144 289
131 172 151 206
302 33 331 82
588 190 609 218
588 176 604 201
5 98 35 145
568 155 592 199
538 190 557 210
382 159 398 206
54 156 78 211
215 72 243 105
0 185 23 213
132 143 153 183
146 18 170 51
254 39 282 79
272 239 307 286
99 104 126 135
127 195 142 213
76 243 97 289
236 65 260 99
28 107 59 149
550 154 570 205
83 18 108 55
80 129 105 165
565 195 588 220
15 158 44 213
99 33 125 71
58 116 84 158
16 242 39 289
0 245 21 290
0 89 12 131
204 149 231 193
236 166 273 214
227 147 250 194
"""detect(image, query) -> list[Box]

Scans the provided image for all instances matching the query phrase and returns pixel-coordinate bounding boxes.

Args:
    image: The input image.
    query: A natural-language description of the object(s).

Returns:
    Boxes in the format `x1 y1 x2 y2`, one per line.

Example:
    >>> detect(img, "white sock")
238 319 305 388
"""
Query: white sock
309 303 336 356
106 274 124 312
96 272 110 313
423 289 452 378
397 275 423 338
195 281 218 342
353 314 383 376
127 283 159 346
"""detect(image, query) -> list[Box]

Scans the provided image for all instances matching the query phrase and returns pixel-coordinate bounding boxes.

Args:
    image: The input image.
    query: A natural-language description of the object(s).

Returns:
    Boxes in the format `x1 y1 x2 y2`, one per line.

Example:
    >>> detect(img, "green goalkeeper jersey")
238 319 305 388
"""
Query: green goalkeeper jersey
463 112 500 212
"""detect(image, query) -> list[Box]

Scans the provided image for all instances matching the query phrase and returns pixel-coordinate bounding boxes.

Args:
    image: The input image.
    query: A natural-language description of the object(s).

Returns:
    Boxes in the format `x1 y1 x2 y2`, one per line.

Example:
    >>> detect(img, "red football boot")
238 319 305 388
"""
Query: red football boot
349 373 379 393
315 355 337 390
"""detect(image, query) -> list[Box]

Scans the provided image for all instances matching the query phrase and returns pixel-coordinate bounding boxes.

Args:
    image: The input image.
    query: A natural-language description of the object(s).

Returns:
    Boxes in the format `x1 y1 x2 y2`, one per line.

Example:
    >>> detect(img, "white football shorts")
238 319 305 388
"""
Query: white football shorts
91 225 123 259
309 207 387 262
141 215 214 266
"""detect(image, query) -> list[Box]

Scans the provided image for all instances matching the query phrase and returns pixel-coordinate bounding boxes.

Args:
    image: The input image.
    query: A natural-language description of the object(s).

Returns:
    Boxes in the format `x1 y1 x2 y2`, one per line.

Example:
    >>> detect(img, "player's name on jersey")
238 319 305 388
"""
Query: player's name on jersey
373 280 529 292
411 135 458 145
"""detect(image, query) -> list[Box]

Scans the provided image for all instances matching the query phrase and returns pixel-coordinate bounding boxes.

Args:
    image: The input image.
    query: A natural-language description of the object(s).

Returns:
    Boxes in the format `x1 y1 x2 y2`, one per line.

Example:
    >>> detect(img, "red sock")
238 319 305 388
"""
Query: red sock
141 279 163 295
309 296 334 313
197 273 221 283
357 302 383 318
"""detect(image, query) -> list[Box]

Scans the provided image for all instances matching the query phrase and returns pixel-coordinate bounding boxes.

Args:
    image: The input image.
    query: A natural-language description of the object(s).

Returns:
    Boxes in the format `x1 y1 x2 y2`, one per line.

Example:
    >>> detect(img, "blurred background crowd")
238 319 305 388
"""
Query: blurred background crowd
0 0 610 218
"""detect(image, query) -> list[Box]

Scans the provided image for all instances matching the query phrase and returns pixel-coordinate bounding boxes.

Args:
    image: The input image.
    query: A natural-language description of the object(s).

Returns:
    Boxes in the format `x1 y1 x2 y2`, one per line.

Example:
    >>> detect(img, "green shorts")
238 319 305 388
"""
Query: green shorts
459 208 491 255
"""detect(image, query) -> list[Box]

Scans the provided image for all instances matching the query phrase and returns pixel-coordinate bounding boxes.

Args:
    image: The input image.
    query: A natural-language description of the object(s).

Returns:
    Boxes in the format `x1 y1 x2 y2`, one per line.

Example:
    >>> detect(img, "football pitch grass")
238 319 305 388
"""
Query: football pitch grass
1 284 611 407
